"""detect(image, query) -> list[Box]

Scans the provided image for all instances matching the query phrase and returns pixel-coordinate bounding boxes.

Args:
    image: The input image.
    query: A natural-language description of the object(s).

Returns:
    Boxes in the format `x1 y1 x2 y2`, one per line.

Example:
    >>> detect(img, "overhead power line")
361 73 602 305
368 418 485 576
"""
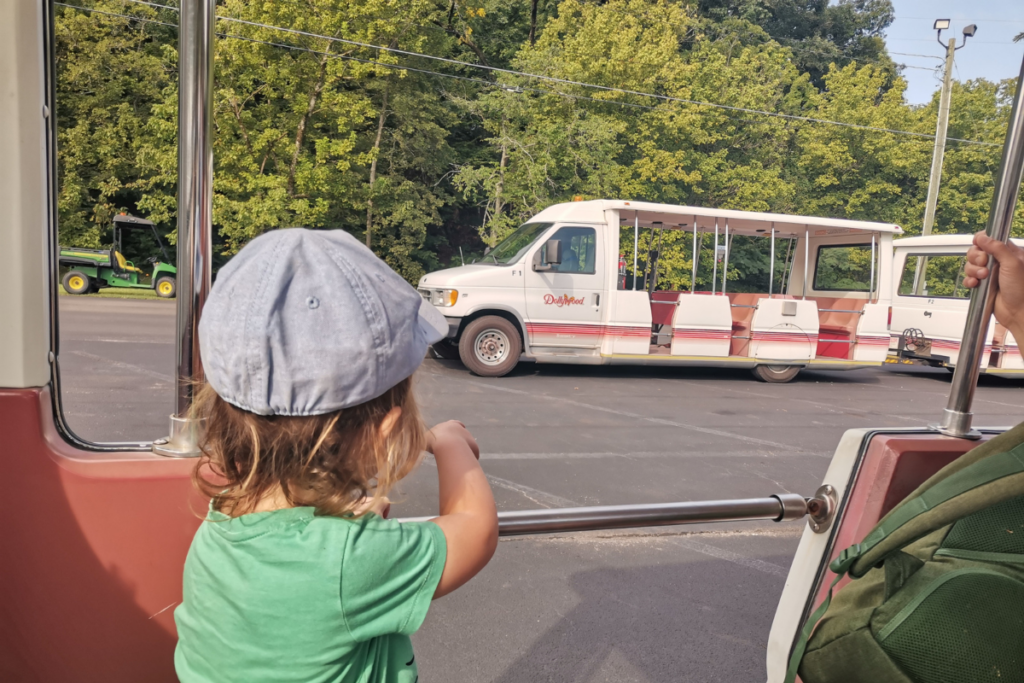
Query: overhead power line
56 2 177 27
59 1 1001 147
890 51 944 59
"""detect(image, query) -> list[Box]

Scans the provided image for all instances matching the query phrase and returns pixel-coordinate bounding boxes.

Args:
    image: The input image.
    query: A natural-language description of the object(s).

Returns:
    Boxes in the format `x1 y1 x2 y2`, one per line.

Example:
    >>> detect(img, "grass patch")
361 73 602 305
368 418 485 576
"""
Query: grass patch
58 287 168 300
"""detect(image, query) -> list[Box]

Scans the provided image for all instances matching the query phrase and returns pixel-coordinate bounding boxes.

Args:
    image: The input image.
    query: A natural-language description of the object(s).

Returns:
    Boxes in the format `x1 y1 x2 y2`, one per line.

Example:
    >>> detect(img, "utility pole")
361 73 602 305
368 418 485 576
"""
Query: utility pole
920 33 956 239
915 20 977 294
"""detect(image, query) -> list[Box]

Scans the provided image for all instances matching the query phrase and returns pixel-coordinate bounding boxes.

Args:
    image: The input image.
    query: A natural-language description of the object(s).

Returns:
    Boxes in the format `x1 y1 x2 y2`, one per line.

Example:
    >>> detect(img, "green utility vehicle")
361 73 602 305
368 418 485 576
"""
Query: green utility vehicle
59 214 177 297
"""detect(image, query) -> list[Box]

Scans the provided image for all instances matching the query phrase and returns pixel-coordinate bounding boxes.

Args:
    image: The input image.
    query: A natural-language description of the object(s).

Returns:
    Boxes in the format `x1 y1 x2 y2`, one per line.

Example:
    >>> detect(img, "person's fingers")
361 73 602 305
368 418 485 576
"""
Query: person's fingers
964 261 989 281
966 247 989 266
975 232 1024 265
963 275 980 289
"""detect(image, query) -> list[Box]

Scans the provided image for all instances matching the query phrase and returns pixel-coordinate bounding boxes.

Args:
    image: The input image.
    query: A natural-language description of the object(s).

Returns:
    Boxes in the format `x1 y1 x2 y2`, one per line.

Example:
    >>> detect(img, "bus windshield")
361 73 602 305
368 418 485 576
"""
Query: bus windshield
484 222 553 264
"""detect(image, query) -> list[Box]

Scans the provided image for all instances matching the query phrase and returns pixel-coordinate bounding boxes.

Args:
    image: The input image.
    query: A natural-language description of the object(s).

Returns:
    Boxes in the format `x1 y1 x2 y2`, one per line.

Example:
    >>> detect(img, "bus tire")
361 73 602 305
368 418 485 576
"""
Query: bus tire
62 271 91 295
431 339 462 360
155 276 176 298
752 364 801 383
459 316 521 377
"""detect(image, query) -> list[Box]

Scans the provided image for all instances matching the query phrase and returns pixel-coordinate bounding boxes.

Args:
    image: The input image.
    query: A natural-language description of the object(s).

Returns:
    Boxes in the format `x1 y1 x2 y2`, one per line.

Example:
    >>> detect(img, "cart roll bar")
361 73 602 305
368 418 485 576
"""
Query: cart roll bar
402 491 836 536
939 54 1024 439
154 0 215 457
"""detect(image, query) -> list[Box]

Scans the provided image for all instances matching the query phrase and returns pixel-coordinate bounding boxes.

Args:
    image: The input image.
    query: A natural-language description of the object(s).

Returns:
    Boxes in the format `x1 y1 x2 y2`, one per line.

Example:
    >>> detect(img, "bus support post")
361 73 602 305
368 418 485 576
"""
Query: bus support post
722 220 730 294
938 54 1024 439
154 0 214 457
712 219 719 295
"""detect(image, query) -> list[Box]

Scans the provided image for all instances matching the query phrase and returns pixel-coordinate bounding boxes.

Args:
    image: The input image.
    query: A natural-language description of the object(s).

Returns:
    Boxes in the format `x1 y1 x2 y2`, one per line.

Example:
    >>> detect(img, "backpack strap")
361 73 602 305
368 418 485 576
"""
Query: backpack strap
783 441 1024 683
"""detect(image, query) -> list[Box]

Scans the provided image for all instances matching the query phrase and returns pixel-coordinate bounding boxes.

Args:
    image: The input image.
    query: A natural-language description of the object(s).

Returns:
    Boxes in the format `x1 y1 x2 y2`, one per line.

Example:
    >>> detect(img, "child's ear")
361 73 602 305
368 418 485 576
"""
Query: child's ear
379 406 403 438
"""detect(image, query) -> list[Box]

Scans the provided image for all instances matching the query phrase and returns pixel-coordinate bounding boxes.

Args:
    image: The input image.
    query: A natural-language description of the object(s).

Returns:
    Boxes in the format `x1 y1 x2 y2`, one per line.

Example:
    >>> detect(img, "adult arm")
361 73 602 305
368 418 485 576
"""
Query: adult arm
963 231 1024 343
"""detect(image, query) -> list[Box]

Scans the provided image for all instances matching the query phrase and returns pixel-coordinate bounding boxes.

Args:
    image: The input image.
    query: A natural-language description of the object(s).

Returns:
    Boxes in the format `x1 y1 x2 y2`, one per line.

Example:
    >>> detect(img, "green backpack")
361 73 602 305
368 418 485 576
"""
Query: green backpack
786 424 1024 683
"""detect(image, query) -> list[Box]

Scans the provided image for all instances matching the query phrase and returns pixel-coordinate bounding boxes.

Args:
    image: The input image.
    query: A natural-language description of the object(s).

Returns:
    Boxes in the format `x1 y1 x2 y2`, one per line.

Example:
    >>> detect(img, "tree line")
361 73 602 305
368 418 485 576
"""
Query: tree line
55 0 1024 288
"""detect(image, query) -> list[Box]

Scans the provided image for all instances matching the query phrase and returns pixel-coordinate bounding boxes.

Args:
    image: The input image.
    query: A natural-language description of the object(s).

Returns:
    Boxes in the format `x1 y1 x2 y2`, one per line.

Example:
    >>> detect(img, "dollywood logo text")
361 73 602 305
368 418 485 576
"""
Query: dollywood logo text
544 294 585 307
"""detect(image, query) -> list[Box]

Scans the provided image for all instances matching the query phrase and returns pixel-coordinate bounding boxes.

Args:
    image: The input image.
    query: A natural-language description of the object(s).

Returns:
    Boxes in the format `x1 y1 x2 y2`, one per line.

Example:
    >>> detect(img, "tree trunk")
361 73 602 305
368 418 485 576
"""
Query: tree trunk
287 56 329 197
366 83 390 249
529 0 539 45
491 119 508 246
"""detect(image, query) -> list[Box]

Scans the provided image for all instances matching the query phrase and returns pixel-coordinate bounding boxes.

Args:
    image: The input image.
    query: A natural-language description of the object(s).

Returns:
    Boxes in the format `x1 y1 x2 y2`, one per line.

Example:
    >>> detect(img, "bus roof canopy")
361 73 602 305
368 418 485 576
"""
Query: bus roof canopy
530 200 904 237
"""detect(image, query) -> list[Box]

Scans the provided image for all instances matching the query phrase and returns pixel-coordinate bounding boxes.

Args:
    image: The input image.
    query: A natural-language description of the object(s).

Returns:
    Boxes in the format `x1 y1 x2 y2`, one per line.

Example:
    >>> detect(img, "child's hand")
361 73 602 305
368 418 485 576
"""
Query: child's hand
426 421 480 460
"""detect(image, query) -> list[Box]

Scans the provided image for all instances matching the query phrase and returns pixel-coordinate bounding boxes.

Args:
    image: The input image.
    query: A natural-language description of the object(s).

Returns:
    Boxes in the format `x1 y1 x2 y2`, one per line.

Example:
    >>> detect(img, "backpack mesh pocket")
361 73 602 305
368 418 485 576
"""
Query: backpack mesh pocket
877 570 1024 683
942 495 1024 554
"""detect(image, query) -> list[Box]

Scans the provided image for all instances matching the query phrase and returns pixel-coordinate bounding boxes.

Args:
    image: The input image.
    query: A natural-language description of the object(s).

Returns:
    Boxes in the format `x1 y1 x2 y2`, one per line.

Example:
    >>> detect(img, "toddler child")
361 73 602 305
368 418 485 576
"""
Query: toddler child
174 228 498 682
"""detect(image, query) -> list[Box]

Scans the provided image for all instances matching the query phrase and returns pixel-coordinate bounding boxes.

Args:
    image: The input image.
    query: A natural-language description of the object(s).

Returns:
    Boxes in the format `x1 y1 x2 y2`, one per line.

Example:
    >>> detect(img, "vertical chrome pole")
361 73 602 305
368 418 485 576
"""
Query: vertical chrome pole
870 234 877 303
938 55 1024 439
633 212 639 291
691 218 698 294
645 225 656 290
803 228 809 299
154 0 214 456
711 218 719 295
768 223 775 297
722 220 730 294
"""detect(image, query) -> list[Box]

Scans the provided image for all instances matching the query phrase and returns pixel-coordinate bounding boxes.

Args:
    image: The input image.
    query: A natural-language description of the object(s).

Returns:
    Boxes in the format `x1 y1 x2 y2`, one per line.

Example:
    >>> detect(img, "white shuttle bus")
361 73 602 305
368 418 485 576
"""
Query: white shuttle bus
420 200 901 382
887 234 1024 377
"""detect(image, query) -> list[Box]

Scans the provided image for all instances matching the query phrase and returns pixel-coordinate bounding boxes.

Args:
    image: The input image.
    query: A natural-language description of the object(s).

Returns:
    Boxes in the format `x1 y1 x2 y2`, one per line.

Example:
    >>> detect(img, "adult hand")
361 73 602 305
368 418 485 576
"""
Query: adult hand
963 231 1024 339
426 420 480 460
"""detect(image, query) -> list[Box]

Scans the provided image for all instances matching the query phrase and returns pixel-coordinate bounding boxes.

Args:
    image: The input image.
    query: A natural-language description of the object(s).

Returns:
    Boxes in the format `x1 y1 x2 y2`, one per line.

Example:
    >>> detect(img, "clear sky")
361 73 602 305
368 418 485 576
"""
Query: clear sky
886 0 1024 105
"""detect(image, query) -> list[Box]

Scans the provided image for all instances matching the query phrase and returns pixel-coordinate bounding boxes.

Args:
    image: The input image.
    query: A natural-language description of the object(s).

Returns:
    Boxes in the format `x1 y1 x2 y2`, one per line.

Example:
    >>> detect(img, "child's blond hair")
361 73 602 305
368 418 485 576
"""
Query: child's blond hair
190 377 425 518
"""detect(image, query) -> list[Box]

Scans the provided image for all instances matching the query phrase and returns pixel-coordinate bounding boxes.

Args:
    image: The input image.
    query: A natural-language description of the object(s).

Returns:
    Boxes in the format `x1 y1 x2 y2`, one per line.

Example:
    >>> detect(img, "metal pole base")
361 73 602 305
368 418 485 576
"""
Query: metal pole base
933 409 982 440
152 414 205 457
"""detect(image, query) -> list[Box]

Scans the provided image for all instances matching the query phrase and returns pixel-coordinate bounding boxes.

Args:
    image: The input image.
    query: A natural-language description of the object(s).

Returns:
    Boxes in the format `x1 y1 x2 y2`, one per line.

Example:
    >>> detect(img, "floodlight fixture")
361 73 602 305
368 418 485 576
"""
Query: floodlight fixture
963 24 977 38
934 19 950 30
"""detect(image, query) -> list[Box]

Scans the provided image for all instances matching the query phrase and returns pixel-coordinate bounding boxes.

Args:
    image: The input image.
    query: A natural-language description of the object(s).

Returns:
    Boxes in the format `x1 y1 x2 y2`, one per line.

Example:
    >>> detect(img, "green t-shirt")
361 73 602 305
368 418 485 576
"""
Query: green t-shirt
174 505 447 683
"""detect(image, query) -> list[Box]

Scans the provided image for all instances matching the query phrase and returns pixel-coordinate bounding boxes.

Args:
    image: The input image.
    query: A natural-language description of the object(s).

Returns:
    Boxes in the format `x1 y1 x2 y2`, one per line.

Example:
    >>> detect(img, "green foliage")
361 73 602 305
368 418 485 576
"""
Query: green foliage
55 0 1023 287
55 2 175 248
898 255 969 299
697 0 896 86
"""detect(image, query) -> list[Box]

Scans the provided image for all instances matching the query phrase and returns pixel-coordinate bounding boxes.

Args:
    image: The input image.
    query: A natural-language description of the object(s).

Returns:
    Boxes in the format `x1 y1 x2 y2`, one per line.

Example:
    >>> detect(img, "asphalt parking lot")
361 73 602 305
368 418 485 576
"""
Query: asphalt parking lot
58 296 1024 682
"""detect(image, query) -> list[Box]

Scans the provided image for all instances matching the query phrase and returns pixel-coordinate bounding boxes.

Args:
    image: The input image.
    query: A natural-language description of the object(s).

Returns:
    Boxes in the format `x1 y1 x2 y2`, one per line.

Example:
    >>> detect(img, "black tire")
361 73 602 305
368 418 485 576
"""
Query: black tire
62 270 91 295
459 316 522 377
155 276 176 298
752 364 801 383
431 338 462 360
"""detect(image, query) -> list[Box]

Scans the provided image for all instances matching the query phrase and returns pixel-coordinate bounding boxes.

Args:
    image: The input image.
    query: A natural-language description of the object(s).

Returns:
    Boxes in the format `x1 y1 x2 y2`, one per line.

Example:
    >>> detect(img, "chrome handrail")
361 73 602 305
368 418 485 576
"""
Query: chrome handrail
939 53 1024 439
401 492 834 537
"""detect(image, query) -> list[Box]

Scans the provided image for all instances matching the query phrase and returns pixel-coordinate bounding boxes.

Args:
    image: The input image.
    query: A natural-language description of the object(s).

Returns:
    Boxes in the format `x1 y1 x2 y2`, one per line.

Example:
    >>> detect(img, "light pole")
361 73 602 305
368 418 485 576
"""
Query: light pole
914 20 977 294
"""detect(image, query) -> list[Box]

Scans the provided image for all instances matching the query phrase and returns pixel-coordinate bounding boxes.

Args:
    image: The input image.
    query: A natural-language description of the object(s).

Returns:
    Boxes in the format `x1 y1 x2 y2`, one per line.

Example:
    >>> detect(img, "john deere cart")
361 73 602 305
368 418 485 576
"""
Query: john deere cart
59 214 176 297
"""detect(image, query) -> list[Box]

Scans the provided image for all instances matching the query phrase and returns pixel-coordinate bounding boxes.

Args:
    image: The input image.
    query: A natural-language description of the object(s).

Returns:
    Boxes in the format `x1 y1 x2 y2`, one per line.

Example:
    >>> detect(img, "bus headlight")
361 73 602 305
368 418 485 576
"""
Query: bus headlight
419 288 458 307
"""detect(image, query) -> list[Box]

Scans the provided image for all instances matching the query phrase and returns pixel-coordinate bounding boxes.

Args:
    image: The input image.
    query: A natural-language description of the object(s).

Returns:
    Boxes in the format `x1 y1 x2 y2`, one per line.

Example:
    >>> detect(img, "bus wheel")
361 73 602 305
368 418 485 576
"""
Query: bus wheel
431 338 462 360
752 364 801 383
62 271 91 295
155 276 176 298
460 316 521 377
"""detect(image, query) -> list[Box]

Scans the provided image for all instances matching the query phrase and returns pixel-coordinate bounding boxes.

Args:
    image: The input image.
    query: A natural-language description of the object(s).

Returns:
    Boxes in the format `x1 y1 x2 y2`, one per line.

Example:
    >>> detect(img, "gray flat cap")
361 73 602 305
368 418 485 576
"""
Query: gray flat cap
199 228 446 415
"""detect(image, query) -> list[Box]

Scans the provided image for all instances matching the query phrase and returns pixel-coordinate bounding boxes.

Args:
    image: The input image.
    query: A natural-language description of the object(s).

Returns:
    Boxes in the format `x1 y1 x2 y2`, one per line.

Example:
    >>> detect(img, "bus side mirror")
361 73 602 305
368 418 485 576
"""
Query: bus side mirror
544 239 562 265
